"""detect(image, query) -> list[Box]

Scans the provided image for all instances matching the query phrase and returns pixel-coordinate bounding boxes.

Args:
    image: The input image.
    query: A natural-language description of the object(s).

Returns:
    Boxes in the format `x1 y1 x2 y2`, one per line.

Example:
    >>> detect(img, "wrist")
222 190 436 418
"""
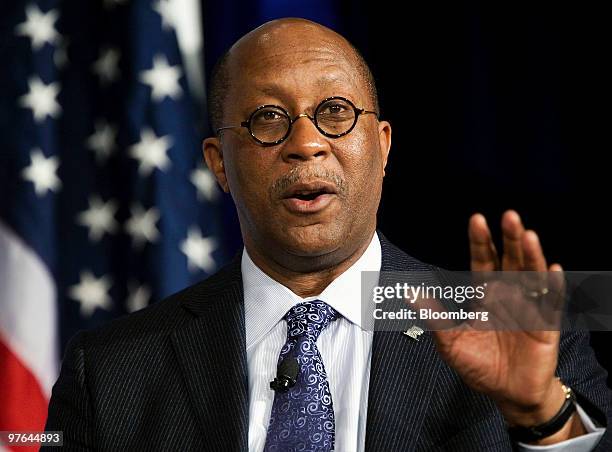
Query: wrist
505 378 580 444
529 412 580 446
504 377 567 427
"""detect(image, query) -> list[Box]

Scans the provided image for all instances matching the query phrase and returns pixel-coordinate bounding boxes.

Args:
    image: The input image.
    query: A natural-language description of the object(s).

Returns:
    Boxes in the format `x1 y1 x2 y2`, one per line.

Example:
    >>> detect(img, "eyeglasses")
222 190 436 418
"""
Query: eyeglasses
216 96 379 146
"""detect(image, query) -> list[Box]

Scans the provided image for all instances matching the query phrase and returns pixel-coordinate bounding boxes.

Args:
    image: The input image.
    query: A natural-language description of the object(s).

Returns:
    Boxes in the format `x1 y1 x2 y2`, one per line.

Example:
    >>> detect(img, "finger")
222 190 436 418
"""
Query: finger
546 263 566 316
520 230 548 305
501 210 525 270
469 213 500 272
549 263 563 272
522 230 548 271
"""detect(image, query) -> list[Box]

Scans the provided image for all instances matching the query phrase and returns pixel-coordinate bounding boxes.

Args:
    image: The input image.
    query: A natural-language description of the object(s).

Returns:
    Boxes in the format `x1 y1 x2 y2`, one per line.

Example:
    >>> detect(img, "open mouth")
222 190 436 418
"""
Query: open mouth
281 181 338 214
290 190 329 201
282 181 337 200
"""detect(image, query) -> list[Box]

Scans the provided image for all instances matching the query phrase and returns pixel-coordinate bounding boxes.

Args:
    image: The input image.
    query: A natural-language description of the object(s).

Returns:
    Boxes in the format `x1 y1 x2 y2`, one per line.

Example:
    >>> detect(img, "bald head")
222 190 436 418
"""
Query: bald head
207 18 379 132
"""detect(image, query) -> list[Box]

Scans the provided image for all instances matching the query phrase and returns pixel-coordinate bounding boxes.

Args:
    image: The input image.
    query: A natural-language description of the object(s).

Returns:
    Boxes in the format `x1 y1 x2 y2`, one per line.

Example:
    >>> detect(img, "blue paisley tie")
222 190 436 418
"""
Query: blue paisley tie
264 300 339 452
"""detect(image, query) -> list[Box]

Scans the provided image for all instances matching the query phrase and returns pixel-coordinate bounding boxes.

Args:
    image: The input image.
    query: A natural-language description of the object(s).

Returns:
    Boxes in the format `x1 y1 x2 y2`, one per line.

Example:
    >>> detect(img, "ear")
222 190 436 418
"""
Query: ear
203 137 230 193
377 120 392 176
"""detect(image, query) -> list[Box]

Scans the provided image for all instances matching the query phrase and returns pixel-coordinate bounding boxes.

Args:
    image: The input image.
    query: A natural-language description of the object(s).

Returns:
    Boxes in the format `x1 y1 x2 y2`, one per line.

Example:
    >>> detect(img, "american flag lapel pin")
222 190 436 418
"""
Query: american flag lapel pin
403 325 424 341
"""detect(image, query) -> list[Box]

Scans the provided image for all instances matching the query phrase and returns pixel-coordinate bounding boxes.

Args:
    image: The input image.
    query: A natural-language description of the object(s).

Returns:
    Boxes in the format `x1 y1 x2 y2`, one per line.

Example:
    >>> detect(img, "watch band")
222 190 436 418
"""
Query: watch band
507 380 577 443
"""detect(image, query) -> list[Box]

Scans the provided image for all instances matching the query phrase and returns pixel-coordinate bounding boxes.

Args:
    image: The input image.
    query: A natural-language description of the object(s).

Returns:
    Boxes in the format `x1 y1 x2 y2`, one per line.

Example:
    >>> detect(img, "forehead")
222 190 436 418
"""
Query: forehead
227 25 367 103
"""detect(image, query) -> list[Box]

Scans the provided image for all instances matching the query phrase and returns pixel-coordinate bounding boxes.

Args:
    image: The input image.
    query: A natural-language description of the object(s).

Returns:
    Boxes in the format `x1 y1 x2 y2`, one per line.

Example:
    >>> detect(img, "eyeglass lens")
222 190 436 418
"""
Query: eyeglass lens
249 98 357 144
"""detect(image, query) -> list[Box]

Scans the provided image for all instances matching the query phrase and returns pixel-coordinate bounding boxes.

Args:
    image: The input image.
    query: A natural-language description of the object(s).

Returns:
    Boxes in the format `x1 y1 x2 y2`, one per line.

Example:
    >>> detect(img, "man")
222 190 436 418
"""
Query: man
45 18 611 451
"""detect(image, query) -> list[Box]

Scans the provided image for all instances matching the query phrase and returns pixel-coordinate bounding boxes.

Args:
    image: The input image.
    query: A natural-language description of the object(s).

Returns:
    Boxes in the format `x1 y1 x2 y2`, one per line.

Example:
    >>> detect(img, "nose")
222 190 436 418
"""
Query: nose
280 114 331 162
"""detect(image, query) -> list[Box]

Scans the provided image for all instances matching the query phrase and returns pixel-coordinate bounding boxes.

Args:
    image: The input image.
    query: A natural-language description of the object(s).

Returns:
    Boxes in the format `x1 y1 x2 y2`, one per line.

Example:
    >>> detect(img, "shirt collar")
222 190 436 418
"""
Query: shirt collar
242 232 382 349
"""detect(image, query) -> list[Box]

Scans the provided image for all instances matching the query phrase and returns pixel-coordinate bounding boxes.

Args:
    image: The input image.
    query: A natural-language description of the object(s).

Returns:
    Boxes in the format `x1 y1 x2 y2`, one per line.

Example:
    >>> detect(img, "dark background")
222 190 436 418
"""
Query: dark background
202 3 611 381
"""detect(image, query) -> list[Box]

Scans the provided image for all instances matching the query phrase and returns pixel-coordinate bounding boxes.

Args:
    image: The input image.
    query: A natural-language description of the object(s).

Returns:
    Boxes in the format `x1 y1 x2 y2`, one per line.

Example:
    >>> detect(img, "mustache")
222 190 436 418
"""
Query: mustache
271 166 348 199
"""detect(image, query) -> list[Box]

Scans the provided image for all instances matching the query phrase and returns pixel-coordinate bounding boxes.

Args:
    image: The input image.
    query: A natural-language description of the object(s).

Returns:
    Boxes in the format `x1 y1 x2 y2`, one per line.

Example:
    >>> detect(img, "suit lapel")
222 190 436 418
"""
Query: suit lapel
170 254 249 451
365 233 443 451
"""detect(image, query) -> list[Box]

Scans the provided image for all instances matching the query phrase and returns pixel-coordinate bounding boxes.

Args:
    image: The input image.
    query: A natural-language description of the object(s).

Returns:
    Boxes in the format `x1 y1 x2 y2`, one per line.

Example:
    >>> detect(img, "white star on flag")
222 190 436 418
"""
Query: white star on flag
180 226 217 273
76 196 119 242
153 0 179 30
21 149 61 197
190 167 219 201
19 76 61 123
126 282 151 313
68 271 113 318
87 120 117 163
140 54 183 101
15 4 59 50
125 204 160 248
129 128 172 176
92 48 121 85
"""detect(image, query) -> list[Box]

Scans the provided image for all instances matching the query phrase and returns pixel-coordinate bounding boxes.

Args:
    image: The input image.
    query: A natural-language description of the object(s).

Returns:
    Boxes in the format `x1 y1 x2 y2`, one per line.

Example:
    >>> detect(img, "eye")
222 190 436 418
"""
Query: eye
320 103 348 115
251 107 287 125
262 110 282 121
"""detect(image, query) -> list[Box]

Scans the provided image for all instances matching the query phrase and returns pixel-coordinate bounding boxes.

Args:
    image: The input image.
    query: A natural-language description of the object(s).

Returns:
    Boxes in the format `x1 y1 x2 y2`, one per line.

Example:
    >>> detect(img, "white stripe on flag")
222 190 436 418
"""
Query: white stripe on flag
0 220 59 397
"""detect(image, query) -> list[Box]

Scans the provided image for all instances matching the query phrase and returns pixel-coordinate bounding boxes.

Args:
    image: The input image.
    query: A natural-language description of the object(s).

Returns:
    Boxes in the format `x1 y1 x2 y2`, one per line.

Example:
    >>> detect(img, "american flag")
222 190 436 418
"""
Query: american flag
0 0 233 443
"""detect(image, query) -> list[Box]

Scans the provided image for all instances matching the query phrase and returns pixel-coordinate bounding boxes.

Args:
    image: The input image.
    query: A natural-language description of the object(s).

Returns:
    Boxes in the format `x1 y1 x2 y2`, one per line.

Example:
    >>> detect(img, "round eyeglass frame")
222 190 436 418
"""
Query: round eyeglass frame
215 96 379 146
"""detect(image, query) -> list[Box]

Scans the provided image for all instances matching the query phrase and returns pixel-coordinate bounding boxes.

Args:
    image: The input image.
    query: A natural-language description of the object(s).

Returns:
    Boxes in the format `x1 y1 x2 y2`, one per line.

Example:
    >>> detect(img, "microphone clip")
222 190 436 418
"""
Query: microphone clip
270 357 299 392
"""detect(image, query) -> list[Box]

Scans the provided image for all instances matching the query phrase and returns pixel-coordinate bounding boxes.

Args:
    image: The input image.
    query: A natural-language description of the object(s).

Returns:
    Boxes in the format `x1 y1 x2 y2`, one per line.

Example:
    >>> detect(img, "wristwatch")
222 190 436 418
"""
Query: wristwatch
507 379 577 443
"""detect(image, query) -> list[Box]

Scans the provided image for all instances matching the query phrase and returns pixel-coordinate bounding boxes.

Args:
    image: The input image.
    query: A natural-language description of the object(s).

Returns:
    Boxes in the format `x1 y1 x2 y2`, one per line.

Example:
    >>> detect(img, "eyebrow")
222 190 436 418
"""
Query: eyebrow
254 74 351 97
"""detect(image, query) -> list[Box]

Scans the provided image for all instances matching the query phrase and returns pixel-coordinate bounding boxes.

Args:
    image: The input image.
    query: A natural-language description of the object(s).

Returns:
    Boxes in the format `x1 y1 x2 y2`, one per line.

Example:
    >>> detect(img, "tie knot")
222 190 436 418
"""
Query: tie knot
284 299 339 342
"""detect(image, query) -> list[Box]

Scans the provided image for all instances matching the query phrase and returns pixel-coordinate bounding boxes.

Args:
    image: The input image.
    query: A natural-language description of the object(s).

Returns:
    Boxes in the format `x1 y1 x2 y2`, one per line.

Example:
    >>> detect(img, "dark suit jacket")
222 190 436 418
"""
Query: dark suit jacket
44 233 612 451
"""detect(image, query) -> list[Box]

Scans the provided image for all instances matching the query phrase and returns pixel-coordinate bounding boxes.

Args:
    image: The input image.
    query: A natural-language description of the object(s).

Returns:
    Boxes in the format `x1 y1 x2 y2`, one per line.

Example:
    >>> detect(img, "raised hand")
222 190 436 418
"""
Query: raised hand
429 210 584 444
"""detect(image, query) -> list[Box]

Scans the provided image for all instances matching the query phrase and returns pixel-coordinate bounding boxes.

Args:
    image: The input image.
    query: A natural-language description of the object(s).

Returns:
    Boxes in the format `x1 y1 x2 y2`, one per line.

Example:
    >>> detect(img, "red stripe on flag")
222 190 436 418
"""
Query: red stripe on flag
0 338 48 452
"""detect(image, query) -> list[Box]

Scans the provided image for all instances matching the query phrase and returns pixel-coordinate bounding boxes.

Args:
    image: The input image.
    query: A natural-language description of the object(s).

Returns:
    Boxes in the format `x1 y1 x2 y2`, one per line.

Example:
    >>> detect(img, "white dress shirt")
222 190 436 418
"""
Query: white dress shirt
242 232 604 451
